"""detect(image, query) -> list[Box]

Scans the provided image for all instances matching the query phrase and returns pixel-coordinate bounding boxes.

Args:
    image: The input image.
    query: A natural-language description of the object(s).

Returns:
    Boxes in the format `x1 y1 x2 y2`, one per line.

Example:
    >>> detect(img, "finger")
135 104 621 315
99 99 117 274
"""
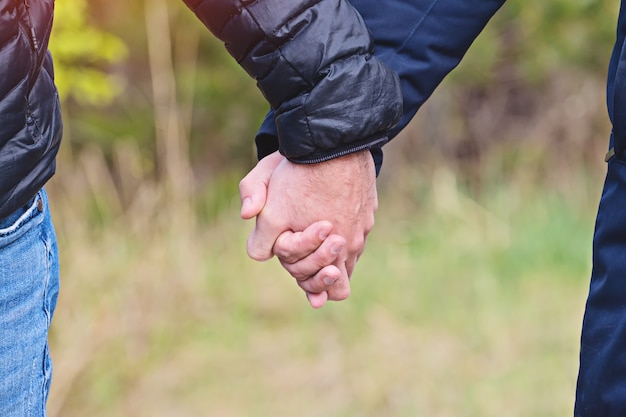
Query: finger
344 233 366 279
306 291 329 309
239 152 283 219
346 257 356 280
279 234 345 280
295 264 342 293
326 262 351 302
273 221 334 264
345 249 361 279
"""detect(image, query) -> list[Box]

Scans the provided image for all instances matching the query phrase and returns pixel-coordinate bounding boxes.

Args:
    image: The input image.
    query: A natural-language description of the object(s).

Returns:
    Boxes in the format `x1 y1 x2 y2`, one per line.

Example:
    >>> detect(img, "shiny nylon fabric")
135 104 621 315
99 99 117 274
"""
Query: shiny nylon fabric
0 0 62 219
256 0 507 169
182 0 402 163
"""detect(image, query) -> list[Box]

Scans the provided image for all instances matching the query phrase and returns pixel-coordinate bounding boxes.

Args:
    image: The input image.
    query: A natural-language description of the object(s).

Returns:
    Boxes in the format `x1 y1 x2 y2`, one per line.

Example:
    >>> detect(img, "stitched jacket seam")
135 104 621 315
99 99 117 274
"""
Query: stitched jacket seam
395 0 440 54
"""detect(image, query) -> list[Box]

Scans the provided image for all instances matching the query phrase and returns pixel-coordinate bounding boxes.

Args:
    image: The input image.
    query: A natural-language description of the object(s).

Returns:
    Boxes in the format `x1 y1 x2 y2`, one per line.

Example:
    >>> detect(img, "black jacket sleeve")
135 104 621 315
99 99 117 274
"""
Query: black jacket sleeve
182 0 403 163
255 0 506 168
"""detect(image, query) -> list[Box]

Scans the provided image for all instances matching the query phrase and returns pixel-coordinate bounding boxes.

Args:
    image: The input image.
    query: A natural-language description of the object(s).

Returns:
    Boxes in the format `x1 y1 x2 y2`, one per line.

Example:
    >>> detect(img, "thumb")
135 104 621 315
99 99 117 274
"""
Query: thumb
239 152 283 219
246 212 283 261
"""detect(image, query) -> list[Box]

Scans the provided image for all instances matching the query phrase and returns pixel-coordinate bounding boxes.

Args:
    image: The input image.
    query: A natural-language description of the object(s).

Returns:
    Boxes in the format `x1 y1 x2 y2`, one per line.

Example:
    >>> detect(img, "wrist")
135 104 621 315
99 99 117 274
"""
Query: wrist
292 149 377 186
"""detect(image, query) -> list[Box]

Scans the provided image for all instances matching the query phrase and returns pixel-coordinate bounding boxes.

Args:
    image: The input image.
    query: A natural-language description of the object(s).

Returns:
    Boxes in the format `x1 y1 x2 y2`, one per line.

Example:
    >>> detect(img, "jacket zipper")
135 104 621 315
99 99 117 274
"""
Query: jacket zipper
21 0 43 140
23 0 40 52
20 0 40 94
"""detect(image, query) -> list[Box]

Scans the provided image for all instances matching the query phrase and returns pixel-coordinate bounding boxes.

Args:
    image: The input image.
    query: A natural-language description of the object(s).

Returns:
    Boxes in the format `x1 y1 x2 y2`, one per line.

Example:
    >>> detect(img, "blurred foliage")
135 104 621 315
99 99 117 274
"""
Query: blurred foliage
45 2 612 414
53 0 266 177
49 0 618 198
451 0 618 85
384 0 617 194
48 168 593 416
50 0 127 105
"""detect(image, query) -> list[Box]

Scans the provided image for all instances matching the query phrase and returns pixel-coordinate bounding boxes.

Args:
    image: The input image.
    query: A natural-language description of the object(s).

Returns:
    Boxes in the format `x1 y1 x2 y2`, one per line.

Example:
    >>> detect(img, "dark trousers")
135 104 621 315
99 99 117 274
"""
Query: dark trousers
576 139 626 415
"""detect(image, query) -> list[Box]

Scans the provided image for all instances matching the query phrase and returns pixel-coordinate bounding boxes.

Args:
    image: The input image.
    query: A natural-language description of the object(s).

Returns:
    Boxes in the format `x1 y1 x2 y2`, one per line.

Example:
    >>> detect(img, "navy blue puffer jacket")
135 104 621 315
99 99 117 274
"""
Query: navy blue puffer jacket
0 0 62 219
183 0 403 164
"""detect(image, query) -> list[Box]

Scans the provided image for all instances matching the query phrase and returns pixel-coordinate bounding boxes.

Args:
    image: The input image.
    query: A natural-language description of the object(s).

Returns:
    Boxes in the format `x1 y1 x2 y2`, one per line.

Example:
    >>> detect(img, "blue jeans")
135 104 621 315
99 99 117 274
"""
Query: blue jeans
0 189 59 417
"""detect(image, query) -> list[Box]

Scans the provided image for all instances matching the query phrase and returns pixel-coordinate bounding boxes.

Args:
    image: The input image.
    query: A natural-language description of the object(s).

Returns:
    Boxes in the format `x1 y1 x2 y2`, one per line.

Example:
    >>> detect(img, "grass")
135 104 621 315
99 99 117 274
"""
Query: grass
46 162 598 417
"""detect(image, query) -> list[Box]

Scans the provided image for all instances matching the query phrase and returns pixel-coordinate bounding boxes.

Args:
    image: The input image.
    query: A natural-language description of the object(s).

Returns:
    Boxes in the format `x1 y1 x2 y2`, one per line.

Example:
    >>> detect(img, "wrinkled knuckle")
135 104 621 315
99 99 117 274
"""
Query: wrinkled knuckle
273 239 293 261
273 246 289 260
314 248 335 266
279 255 299 266
277 250 300 265
291 271 309 282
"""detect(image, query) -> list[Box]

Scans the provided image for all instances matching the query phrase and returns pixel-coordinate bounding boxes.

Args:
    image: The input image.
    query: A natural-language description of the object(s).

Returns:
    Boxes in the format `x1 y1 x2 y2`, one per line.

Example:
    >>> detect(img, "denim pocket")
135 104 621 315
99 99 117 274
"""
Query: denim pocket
0 191 44 248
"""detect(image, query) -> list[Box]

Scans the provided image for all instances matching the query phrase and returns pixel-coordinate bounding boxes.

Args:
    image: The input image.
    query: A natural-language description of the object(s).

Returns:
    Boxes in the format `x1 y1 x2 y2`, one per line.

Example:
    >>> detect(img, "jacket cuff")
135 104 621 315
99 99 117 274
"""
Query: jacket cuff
255 110 279 160
256 109 385 174
286 134 388 164
273 52 402 162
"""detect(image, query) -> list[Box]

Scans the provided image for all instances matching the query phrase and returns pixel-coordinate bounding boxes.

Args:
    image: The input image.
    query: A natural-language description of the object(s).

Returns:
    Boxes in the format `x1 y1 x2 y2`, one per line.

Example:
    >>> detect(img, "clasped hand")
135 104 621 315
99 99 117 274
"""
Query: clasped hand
239 150 378 308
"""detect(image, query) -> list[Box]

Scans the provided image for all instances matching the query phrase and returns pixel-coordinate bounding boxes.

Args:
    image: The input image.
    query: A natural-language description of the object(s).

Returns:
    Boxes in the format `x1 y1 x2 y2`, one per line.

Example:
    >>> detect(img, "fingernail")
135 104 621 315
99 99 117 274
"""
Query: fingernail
323 276 338 286
331 244 343 255
319 229 329 240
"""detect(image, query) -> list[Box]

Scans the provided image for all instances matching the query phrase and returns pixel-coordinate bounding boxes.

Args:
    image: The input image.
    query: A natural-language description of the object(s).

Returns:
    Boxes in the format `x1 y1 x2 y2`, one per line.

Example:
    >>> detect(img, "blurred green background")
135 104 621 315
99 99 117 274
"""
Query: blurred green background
46 0 616 415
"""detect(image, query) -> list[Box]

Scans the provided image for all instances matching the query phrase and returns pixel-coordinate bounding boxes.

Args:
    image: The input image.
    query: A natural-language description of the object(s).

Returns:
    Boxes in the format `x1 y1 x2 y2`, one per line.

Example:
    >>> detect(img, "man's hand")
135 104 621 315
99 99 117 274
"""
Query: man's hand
240 152 348 308
239 150 378 308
